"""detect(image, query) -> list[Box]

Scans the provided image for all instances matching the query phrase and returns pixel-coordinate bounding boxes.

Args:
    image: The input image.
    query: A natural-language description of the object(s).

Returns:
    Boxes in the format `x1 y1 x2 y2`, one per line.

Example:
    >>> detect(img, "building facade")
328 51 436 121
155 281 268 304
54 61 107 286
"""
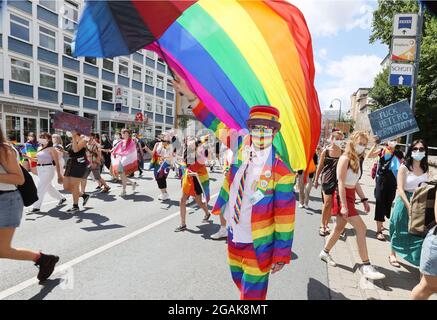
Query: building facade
0 0 176 143
350 88 373 134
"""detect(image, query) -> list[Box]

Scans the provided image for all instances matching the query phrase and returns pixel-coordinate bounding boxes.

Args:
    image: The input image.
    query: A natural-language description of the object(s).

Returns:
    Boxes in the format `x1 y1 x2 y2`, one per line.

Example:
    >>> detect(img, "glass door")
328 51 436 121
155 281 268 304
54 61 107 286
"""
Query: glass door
23 117 38 142
5 115 21 143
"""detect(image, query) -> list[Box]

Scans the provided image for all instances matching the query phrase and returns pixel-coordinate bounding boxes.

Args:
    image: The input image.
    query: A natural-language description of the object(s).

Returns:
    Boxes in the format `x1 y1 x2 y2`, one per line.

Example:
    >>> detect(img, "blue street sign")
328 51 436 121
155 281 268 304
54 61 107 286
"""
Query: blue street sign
389 74 413 87
398 16 413 30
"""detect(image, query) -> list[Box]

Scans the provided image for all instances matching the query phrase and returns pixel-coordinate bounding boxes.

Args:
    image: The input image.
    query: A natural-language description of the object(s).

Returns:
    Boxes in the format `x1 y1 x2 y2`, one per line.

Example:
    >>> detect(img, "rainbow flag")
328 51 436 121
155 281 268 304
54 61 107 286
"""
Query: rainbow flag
24 142 39 162
73 0 321 172
383 147 401 177
181 162 210 203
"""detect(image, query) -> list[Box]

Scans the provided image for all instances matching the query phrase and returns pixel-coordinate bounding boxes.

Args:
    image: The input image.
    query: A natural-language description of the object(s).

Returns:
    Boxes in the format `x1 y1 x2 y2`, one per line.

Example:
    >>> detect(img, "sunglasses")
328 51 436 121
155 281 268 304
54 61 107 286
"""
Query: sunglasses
412 147 425 152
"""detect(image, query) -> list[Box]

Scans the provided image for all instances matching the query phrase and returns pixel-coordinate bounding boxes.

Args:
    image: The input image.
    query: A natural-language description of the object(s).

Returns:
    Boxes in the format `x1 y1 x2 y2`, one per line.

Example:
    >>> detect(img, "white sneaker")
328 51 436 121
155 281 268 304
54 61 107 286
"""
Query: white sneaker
362 264 385 280
120 190 126 197
319 250 337 267
211 227 228 240
298 203 305 208
161 193 169 201
132 182 138 192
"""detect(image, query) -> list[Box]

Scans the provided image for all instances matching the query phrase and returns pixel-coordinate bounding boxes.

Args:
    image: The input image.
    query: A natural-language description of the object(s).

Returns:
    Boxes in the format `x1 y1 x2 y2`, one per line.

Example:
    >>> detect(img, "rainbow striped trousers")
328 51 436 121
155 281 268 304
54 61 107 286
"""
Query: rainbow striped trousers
227 231 270 300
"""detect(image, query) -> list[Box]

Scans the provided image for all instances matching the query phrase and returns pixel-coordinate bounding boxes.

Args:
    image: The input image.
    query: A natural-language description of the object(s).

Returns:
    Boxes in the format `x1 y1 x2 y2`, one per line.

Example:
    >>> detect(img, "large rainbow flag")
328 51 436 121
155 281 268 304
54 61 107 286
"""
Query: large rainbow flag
74 0 321 171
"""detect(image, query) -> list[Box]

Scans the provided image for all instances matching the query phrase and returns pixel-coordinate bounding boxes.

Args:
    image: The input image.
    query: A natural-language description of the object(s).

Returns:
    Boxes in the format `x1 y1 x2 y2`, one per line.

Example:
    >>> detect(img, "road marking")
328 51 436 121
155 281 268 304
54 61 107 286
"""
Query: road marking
0 192 219 300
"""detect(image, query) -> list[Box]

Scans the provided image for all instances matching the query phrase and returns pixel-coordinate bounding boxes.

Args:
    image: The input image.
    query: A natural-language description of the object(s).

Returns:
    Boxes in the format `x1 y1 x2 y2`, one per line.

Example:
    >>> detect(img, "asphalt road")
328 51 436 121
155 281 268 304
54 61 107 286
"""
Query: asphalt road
0 168 329 300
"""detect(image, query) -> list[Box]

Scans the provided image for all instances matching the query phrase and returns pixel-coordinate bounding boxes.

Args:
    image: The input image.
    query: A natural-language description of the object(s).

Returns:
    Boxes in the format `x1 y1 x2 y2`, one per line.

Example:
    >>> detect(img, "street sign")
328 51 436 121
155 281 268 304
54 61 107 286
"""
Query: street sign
389 63 414 87
391 38 416 62
393 14 418 36
368 99 419 142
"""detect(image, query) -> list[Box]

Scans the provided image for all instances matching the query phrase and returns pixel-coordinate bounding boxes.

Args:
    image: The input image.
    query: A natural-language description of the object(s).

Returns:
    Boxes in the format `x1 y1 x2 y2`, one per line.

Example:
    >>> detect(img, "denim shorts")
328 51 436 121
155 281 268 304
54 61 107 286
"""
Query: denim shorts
420 226 437 276
0 191 24 228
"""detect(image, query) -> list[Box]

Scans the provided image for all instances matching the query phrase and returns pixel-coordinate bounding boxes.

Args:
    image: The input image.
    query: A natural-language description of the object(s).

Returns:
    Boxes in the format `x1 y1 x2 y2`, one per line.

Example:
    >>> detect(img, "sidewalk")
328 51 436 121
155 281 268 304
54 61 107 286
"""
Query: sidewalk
323 160 437 300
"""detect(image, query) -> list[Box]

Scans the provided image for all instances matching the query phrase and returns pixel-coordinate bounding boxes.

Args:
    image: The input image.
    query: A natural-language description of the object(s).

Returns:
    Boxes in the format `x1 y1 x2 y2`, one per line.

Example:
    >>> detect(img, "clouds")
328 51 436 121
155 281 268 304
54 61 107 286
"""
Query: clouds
289 0 375 37
317 55 383 109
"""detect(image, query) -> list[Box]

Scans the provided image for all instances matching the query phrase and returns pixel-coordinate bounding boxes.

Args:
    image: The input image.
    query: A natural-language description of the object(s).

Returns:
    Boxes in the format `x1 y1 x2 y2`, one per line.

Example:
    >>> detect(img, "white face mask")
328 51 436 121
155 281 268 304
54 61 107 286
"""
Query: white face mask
66 131 73 138
38 138 48 145
354 144 365 154
333 140 343 147
388 141 397 148
102 137 107 142
411 151 425 161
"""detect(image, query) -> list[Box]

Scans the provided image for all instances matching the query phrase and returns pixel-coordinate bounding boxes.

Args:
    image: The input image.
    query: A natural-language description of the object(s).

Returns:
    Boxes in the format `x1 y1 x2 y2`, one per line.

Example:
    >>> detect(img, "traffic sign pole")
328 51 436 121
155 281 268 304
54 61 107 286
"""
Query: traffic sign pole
406 2 425 147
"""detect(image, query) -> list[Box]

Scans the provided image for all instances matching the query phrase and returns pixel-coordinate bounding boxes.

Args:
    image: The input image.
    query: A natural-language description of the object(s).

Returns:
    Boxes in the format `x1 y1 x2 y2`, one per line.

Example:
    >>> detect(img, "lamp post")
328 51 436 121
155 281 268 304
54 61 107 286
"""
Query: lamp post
329 98 342 122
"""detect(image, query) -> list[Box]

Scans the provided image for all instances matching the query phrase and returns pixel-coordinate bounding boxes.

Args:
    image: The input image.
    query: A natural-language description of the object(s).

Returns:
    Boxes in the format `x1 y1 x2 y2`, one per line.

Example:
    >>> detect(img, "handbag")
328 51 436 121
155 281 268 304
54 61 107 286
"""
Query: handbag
17 164 38 207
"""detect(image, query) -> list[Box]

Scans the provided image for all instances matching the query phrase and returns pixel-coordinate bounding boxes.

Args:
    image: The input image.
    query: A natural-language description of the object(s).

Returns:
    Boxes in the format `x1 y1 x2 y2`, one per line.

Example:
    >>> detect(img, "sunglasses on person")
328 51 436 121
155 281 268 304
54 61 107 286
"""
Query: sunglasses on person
412 147 425 152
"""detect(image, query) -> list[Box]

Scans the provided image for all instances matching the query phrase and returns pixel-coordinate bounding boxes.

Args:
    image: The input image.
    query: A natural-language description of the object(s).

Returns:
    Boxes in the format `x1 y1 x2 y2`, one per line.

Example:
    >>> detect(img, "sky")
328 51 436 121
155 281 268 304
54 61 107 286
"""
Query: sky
289 0 389 112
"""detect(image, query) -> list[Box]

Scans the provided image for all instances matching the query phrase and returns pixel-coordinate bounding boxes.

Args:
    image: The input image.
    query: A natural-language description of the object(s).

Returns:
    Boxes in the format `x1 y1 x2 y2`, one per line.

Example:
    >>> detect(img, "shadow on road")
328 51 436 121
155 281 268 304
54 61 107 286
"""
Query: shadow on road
30 278 61 300
307 278 336 300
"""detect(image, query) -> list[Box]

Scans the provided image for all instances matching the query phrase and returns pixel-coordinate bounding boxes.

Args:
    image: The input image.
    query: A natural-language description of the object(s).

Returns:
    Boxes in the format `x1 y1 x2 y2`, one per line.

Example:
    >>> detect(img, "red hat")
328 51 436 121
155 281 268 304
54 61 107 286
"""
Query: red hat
246 106 281 130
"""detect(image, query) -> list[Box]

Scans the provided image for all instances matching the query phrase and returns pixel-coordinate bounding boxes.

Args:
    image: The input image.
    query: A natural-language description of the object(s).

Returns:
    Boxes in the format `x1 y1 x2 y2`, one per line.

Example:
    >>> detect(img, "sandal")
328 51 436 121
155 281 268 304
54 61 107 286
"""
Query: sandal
389 256 400 268
202 213 211 222
376 231 386 241
319 226 327 237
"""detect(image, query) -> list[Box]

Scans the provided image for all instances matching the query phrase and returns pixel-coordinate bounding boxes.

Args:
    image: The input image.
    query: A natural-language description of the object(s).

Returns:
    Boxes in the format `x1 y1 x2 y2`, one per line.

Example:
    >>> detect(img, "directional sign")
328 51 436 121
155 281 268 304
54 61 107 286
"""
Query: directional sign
389 63 414 87
393 14 418 37
391 38 416 62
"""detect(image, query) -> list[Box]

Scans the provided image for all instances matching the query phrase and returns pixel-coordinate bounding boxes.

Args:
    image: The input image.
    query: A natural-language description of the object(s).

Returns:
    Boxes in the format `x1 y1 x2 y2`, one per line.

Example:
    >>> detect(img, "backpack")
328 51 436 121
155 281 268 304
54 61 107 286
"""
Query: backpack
17 164 39 207
408 181 437 238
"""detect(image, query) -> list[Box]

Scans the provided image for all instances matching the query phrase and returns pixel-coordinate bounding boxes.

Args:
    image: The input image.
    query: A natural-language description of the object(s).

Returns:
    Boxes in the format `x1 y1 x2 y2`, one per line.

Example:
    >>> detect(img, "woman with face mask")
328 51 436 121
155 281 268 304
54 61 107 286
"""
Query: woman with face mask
388 140 429 268
313 130 344 236
368 138 403 241
320 131 386 281
28 133 65 213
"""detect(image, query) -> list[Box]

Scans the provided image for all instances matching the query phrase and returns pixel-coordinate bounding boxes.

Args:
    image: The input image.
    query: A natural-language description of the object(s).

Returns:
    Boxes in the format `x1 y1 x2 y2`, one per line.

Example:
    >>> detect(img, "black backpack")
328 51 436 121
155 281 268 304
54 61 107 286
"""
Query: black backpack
17 164 38 207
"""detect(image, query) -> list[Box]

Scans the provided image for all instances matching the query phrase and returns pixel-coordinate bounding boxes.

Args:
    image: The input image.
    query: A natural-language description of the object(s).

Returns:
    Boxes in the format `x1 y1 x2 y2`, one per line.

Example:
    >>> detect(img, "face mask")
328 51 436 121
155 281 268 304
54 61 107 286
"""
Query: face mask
354 144 365 154
411 151 425 161
388 141 397 148
66 131 73 138
38 138 48 145
251 128 273 150
102 137 107 142
114 135 120 140
334 140 343 147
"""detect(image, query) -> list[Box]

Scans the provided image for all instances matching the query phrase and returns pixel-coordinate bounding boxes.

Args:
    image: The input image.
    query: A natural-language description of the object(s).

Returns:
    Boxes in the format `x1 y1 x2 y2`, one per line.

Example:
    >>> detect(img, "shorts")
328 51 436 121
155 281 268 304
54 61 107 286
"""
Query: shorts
64 159 89 179
322 182 337 195
332 187 359 218
0 191 24 228
420 226 437 276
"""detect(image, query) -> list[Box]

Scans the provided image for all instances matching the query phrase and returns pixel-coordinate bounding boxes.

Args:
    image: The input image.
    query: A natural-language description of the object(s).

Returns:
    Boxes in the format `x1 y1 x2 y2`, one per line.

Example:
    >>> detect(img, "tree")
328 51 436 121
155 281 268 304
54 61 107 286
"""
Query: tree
369 0 437 147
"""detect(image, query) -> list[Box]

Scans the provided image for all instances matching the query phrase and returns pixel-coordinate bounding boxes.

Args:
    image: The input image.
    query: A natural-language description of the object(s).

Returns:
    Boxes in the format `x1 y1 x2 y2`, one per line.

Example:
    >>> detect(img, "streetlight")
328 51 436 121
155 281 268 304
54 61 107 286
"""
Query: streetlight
329 98 342 122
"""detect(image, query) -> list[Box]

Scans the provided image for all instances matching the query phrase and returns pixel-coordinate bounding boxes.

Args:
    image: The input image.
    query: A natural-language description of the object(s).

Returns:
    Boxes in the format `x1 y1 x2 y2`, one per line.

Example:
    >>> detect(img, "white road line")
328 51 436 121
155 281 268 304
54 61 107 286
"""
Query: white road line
0 192 219 300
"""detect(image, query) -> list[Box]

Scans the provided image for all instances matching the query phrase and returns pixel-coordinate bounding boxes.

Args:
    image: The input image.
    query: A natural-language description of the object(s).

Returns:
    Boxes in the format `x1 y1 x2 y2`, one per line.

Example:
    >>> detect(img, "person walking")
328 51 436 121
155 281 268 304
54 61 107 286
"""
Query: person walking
132 134 144 177
63 131 91 213
175 136 211 232
28 133 66 213
302 152 318 209
368 138 403 241
52 134 66 176
319 131 385 281
22 132 39 175
87 133 110 193
411 188 437 299
314 130 344 236
111 129 138 197
389 140 429 268
0 126 59 281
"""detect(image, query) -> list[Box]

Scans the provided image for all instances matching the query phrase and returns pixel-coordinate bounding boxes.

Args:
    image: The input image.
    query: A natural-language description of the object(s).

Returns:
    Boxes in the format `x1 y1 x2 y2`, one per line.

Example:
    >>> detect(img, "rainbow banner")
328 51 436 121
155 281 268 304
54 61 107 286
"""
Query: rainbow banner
74 0 321 171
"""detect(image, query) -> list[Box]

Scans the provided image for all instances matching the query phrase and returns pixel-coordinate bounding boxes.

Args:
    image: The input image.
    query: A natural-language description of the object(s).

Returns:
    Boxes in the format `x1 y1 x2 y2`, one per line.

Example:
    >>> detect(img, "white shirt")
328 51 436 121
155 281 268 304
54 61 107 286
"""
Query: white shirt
403 165 429 192
225 146 272 244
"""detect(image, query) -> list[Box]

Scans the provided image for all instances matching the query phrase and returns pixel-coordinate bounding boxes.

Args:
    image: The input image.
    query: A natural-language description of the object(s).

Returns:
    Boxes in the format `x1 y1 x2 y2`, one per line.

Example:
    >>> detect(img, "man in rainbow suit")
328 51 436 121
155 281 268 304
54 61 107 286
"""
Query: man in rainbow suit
211 106 296 300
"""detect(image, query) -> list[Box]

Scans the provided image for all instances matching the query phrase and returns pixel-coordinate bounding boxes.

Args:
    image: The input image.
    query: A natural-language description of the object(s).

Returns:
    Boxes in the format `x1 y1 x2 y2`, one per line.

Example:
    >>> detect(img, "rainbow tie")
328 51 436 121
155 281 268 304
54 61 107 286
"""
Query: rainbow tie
233 163 249 224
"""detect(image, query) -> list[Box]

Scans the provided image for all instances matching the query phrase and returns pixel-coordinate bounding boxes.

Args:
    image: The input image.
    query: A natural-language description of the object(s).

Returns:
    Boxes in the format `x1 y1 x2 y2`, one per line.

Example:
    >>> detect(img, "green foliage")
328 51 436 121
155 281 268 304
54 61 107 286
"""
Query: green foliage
369 0 437 146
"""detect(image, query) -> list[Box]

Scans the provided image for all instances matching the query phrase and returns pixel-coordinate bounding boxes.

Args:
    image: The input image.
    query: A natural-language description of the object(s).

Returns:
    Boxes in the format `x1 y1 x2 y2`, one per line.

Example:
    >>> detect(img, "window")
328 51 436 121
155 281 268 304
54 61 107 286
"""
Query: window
11 58 31 83
157 75 164 90
85 57 96 65
102 84 113 102
146 50 155 59
84 79 97 98
122 88 129 106
166 80 174 92
64 36 73 56
145 95 153 111
145 69 154 86
10 14 30 42
166 103 173 116
132 93 141 109
133 65 142 82
156 100 164 114
119 59 129 77
64 74 78 94
39 26 56 51
102 59 113 71
62 1 79 32
39 0 57 12
40 66 56 89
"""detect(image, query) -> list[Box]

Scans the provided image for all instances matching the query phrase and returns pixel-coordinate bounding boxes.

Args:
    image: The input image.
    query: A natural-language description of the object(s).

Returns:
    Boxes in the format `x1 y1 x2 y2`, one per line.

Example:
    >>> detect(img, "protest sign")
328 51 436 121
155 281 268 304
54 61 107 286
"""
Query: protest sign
53 112 93 136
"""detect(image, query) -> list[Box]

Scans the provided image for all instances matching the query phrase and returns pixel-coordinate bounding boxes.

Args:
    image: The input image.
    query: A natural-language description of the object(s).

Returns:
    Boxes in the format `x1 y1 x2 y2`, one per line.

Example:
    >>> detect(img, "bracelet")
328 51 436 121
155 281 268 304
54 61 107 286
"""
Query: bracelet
276 262 285 266
361 198 369 203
